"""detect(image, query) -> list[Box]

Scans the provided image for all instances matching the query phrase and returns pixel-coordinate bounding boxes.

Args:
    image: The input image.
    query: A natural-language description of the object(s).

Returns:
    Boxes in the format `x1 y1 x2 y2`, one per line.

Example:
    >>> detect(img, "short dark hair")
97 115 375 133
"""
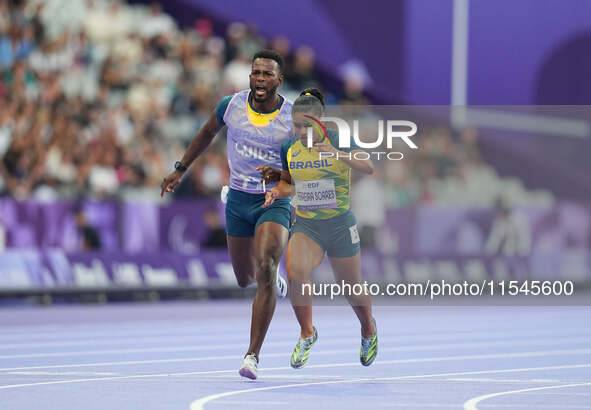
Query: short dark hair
252 49 285 74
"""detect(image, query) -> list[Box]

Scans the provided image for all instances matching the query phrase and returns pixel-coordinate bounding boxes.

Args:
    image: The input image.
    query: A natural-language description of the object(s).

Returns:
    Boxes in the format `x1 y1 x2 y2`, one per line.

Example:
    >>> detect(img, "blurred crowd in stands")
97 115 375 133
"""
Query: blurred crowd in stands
0 0 553 210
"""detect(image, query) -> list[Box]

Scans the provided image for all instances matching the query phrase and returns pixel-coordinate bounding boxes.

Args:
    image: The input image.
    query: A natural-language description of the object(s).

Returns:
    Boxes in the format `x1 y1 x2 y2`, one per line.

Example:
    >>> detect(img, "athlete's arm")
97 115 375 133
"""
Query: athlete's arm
256 165 282 183
314 143 375 175
161 112 223 197
345 150 375 174
180 112 223 169
262 170 293 208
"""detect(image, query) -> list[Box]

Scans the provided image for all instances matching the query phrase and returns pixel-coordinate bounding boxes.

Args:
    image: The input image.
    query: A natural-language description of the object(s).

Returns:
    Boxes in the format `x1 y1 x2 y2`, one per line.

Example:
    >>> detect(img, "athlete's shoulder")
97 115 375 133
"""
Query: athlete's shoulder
280 137 298 170
226 90 250 106
216 94 234 125
236 89 251 98
281 137 299 152
281 138 299 155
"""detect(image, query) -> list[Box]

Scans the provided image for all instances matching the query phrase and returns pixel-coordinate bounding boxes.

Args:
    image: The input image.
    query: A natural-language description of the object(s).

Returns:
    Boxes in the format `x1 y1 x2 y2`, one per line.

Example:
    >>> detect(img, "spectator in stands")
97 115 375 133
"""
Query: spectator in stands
74 207 102 251
284 45 318 90
201 208 227 249
0 0 553 211
485 200 532 256
352 170 385 249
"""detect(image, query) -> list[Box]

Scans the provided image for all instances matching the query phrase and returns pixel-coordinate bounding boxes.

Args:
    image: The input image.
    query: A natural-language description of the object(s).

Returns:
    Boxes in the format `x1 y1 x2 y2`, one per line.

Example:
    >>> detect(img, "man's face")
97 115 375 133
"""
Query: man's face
250 58 283 103
292 112 322 144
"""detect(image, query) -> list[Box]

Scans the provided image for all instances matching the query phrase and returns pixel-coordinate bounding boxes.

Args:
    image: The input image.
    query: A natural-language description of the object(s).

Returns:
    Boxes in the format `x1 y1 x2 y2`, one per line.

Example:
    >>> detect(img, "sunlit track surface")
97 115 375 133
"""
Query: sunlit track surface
1 301 590 410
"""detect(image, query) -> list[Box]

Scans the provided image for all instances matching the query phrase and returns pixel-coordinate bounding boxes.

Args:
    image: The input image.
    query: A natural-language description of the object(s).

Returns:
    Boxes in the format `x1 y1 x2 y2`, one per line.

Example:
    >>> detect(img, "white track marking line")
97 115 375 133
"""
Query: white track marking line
208 374 344 380
0 342 293 360
2 346 591 373
467 405 591 409
2 315 588 341
5 371 119 376
0 329 521 350
0 329 591 349
0 321 218 338
0 335 239 350
0 356 589 393
211 401 289 405
2 333 590 360
189 364 591 410
446 378 561 383
0 357 215 372
463 382 591 410
525 392 591 396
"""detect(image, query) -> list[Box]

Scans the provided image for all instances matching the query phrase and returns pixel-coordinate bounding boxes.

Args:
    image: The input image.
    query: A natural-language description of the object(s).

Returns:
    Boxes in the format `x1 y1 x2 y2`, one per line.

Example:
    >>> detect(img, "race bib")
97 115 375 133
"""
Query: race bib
295 179 338 211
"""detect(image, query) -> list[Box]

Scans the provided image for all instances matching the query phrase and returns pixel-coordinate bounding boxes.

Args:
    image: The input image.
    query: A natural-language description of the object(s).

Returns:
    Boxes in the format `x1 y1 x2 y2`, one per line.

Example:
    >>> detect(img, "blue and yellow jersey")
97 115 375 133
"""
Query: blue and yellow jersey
215 92 292 193
216 93 283 127
280 129 359 220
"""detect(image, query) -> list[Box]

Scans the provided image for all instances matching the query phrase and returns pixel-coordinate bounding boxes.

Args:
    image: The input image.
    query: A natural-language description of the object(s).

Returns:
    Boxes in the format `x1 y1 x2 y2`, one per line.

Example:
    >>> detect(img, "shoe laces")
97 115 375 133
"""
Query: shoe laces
361 335 374 351
297 335 314 351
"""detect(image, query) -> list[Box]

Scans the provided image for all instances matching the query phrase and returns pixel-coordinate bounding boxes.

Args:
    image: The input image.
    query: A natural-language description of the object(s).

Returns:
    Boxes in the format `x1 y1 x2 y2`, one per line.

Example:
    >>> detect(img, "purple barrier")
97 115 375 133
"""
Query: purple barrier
0 250 233 290
0 249 589 291
1 199 590 254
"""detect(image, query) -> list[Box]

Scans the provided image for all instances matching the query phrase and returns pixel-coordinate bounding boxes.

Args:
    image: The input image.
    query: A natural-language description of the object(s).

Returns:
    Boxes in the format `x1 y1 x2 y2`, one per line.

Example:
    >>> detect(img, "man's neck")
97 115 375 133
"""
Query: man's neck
250 93 281 113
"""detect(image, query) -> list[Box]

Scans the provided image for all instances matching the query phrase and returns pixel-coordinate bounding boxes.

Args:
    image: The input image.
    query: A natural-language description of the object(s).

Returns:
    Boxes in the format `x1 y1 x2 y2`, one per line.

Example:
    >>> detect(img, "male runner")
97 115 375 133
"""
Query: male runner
161 50 292 380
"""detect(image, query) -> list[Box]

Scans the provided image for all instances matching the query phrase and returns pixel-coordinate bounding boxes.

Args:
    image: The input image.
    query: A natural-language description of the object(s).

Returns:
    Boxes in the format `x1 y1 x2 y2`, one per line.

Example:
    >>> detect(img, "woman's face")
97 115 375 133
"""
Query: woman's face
293 112 321 145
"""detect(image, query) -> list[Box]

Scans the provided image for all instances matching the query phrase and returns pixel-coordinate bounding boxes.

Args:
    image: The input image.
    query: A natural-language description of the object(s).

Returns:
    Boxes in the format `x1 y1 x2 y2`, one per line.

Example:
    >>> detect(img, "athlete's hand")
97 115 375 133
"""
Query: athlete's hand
160 170 184 197
256 165 281 183
314 143 338 155
262 188 280 208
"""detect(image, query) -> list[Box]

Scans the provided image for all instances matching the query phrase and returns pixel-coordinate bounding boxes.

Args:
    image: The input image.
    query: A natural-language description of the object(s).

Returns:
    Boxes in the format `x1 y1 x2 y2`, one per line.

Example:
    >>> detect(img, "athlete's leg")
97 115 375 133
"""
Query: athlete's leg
287 232 325 338
227 236 256 288
245 221 289 357
329 253 375 338
225 189 257 288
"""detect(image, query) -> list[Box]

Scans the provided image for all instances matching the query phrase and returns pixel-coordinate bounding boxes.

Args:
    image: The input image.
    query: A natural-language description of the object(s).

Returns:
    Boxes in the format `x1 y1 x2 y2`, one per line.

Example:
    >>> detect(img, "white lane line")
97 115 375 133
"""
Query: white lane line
0 335 226 350
0 328 232 343
0 321 214 339
2 328 579 350
471 405 591 409
1 316 588 342
211 401 289 405
2 333 590 360
463 382 591 410
0 357 220 372
2 345 591 373
208 374 344 380
444 378 561 383
524 392 591 396
5 371 119 376
0 328 523 350
161 349 591 379
0 343 291 360
0 353 590 393
189 364 591 410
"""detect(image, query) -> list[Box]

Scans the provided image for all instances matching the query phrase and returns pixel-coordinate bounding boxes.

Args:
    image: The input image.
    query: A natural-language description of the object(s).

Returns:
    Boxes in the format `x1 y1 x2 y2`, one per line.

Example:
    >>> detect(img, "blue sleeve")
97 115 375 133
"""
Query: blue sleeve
215 95 233 126
326 128 360 153
280 139 292 171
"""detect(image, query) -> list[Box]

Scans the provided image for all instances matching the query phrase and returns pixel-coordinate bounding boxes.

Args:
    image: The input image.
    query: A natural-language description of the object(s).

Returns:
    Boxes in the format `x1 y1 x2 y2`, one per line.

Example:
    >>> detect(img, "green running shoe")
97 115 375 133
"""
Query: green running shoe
360 318 378 366
290 327 318 369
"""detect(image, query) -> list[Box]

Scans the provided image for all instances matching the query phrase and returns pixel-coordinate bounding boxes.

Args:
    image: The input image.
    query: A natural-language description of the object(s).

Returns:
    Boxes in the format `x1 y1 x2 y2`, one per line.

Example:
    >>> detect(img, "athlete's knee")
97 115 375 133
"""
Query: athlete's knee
236 275 254 288
232 263 255 288
255 256 278 288
287 263 310 283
